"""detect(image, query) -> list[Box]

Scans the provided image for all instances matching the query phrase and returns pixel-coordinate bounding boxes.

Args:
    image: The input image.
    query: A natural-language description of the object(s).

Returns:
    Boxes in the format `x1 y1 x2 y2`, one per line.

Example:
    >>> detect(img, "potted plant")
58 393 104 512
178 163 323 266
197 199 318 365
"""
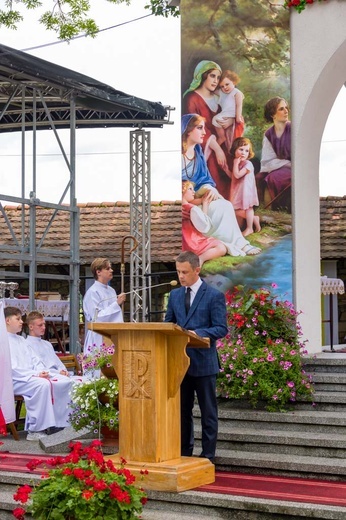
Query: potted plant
217 284 315 412
13 440 148 520
79 343 116 378
69 377 119 441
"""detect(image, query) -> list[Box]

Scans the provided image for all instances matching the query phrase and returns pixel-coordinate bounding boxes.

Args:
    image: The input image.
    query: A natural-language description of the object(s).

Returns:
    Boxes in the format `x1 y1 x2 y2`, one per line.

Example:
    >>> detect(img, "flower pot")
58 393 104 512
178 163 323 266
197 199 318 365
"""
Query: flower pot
101 425 119 447
97 392 118 409
101 365 117 379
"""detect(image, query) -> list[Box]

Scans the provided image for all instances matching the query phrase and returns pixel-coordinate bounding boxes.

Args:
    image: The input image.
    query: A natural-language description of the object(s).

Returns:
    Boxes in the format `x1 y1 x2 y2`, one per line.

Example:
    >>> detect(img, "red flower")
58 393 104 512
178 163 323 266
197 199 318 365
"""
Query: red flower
92 479 108 491
13 507 26 519
26 458 44 471
82 490 94 500
13 485 32 504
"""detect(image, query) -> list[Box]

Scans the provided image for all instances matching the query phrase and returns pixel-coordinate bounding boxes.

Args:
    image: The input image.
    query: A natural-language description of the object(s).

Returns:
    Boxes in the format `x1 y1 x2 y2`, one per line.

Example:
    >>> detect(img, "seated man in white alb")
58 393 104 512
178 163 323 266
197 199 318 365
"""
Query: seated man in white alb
25 311 84 384
5 306 72 441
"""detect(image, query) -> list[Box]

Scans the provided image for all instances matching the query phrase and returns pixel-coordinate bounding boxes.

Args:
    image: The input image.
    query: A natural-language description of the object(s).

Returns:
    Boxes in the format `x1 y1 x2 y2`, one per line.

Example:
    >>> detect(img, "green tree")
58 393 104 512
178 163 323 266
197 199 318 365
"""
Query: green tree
0 0 179 40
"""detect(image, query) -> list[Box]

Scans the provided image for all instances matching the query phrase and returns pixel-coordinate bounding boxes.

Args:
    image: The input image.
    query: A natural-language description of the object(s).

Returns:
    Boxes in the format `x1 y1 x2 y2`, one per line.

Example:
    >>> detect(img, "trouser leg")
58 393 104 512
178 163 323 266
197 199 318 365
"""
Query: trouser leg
180 374 195 456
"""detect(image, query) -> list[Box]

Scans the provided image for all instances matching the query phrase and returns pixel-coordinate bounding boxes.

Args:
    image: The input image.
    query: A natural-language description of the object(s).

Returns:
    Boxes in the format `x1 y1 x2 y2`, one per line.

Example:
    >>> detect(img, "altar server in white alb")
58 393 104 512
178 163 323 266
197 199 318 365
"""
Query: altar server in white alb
5 306 72 441
83 257 126 360
25 311 84 384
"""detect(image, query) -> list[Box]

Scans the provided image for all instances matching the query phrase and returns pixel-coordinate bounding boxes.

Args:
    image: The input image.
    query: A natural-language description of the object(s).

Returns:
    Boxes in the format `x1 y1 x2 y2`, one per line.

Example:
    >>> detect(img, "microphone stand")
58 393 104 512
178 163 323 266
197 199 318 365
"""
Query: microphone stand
92 281 178 322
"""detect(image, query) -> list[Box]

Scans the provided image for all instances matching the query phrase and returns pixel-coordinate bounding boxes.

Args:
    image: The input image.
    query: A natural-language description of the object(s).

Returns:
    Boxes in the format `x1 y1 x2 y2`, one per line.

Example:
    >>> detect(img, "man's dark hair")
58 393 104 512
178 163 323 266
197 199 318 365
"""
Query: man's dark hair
176 251 200 268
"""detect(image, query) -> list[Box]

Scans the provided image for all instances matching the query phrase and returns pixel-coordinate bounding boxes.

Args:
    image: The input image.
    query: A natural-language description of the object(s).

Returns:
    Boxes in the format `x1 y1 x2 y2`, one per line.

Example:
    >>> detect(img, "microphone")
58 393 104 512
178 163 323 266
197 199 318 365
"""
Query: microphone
92 280 178 322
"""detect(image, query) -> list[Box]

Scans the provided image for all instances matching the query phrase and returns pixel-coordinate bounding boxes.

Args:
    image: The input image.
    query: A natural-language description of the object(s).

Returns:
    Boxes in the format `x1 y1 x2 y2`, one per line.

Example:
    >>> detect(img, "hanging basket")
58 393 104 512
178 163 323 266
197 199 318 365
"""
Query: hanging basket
101 365 117 379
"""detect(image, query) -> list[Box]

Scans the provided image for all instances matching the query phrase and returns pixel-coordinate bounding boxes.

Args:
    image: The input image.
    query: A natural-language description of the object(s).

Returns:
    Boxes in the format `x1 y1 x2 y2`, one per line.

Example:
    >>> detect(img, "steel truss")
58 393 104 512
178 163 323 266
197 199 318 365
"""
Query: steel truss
0 44 172 353
129 130 151 322
0 85 81 352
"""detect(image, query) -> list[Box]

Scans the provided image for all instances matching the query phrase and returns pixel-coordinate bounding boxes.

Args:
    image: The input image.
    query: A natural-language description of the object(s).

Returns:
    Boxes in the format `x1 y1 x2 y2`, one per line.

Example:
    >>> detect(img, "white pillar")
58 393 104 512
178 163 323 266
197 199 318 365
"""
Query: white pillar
291 2 346 353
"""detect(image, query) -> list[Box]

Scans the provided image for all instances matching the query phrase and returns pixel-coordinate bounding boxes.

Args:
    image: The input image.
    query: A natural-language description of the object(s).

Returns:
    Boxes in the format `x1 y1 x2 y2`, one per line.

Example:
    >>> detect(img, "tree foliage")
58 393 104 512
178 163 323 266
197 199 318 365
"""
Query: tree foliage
0 0 179 40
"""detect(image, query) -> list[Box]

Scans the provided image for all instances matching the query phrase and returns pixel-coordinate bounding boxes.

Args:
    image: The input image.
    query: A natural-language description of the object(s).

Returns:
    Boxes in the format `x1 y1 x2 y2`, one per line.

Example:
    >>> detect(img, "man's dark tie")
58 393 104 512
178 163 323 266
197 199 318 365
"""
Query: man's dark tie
185 287 191 314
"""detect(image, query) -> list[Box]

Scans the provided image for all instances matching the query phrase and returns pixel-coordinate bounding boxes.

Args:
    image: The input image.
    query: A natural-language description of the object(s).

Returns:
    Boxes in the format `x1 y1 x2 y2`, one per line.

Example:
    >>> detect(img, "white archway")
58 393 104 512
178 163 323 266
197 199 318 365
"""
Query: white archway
291 2 346 353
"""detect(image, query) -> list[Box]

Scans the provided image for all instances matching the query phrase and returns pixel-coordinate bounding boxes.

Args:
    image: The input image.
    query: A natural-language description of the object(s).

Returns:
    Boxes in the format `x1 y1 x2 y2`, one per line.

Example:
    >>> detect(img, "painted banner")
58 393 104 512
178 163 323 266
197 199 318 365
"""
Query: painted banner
180 0 292 300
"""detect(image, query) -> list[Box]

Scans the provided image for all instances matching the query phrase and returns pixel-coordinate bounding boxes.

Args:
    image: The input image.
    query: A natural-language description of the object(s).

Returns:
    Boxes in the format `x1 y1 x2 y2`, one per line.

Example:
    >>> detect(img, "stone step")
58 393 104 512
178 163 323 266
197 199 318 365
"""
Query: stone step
215 407 346 434
311 373 346 384
304 358 346 373
312 383 346 392
195 426 346 459
144 488 346 520
215 449 346 479
295 391 346 411
310 372 346 391
2 474 346 520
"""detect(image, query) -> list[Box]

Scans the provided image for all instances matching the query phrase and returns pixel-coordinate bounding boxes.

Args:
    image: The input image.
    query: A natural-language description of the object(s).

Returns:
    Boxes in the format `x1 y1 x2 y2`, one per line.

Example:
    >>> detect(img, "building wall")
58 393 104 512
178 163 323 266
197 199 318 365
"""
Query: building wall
337 259 346 345
291 2 346 353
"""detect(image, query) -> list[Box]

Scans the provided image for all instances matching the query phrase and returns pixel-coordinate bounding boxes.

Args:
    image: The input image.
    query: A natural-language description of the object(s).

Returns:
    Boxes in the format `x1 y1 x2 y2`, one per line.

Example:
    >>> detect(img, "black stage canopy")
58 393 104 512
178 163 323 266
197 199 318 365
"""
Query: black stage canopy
0 43 170 132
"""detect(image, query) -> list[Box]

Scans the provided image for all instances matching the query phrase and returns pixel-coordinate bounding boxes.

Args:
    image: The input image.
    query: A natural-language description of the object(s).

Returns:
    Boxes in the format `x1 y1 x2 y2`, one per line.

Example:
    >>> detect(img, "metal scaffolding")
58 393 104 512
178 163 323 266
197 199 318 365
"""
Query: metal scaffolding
129 130 151 322
0 43 172 353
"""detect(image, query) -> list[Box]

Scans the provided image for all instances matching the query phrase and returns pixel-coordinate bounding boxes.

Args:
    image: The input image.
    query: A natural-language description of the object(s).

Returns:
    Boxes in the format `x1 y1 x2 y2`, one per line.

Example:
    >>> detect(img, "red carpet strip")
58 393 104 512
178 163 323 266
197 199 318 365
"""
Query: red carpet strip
2 453 346 507
196 471 346 507
0 452 52 475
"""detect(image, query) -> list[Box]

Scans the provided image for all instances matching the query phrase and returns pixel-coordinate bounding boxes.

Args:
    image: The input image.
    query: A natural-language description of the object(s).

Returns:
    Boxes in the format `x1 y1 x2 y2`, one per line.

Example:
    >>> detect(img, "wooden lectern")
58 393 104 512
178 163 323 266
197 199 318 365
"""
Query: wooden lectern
89 322 215 492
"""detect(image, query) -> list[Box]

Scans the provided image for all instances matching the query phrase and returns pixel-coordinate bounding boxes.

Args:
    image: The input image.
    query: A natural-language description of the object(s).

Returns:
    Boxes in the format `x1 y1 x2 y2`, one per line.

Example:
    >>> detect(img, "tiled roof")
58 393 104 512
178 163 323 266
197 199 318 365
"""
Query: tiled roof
0 201 182 266
320 196 346 259
1 197 344 266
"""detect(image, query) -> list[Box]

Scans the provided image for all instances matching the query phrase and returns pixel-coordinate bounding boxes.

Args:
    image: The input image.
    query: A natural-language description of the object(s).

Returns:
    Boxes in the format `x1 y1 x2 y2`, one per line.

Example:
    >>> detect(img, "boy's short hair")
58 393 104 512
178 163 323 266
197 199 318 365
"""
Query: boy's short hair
90 258 111 279
4 306 22 319
26 311 44 325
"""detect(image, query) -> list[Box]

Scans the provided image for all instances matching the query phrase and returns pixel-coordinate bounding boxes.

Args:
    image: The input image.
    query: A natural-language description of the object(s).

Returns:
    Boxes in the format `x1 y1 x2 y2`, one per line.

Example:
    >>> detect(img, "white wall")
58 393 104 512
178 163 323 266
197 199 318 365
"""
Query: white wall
291 1 346 353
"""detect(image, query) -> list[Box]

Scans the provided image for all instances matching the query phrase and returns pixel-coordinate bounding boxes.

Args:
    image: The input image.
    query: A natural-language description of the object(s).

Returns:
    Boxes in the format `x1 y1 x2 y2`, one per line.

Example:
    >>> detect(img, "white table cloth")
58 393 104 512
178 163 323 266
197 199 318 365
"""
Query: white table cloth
3 299 69 321
320 276 345 296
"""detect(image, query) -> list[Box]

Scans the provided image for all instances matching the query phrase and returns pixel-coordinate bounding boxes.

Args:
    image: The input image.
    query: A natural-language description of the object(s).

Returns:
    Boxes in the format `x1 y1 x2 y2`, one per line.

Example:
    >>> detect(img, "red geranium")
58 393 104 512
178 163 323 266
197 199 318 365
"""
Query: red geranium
13 440 147 519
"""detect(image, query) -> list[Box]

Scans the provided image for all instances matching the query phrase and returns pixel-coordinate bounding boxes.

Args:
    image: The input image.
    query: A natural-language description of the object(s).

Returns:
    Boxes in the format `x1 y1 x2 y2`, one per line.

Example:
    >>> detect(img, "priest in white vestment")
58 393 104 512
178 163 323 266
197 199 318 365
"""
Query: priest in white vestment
5 306 72 441
83 258 126 376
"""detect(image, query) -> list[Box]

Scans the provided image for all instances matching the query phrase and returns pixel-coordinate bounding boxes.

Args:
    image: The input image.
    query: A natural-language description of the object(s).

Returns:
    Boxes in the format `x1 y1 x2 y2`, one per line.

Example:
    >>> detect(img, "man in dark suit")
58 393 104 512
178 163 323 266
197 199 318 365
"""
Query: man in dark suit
164 251 228 463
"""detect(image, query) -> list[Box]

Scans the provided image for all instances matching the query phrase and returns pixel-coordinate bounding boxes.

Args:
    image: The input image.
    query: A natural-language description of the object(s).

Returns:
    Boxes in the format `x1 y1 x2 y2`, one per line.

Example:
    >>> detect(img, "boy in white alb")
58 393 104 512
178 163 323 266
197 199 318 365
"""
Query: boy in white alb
5 306 72 441
25 311 82 378
83 258 126 375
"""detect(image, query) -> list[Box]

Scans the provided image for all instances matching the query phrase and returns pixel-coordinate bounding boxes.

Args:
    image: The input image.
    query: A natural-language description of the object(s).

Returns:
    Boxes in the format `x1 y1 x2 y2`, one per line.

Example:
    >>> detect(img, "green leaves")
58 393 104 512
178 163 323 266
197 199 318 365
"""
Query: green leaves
1 0 178 39
145 0 180 17
13 441 147 519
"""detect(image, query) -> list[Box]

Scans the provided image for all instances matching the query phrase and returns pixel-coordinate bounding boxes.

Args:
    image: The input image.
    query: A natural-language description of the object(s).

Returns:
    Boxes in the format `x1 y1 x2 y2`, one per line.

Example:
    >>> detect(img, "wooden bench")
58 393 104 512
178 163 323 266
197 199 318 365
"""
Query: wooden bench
57 353 82 375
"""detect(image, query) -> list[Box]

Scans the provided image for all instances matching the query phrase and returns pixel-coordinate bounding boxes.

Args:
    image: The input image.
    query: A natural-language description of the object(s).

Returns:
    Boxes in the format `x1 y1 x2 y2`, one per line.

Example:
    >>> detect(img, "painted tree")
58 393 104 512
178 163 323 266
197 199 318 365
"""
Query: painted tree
0 0 179 40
